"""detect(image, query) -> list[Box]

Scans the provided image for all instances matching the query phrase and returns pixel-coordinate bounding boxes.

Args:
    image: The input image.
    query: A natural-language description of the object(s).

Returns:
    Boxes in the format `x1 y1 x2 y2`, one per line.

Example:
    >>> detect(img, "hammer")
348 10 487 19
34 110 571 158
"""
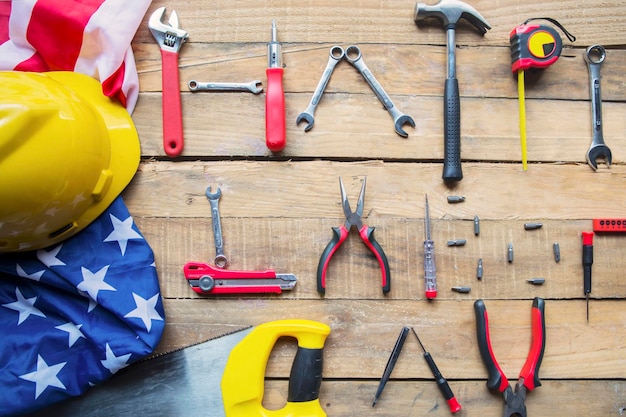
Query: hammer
414 0 491 183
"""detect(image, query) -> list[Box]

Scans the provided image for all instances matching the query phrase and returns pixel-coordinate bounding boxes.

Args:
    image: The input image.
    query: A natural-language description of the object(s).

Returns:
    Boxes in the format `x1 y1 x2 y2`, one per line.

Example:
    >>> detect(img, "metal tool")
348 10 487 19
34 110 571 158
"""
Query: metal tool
148 6 189 158
188 80 263 94
423 194 437 299
474 215 480 235
527 278 545 285
184 262 297 294
266 20 286 152
317 177 391 295
296 46 345 132
411 328 462 413
372 326 410 407
28 320 330 417
447 195 465 203
582 232 594 321
451 286 471 293
553 243 561 263
415 0 491 182
477 258 483 279
344 46 415 137
474 298 546 417
507 243 514 263
524 222 543 230
447 239 466 246
584 45 612 170
206 186 228 268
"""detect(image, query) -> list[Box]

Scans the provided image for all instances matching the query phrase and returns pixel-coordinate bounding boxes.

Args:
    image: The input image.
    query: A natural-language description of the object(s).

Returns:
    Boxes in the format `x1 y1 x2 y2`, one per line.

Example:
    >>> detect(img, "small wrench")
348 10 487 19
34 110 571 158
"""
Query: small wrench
188 80 263 94
584 45 612 170
148 7 189 158
344 46 415 138
205 186 228 268
296 46 345 131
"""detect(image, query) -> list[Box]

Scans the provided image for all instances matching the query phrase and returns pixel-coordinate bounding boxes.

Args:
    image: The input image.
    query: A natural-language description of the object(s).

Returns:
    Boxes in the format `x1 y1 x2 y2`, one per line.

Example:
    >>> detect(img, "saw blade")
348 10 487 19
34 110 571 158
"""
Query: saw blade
26 327 253 417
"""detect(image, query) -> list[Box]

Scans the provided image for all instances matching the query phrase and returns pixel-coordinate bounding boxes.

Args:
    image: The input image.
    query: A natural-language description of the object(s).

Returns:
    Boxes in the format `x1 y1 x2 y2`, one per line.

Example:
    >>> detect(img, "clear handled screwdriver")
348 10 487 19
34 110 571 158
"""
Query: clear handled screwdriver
424 194 437 299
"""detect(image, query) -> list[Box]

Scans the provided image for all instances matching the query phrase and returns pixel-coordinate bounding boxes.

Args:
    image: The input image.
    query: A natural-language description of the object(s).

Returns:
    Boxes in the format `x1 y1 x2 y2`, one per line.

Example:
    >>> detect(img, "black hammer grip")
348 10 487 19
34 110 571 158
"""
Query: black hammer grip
443 77 463 182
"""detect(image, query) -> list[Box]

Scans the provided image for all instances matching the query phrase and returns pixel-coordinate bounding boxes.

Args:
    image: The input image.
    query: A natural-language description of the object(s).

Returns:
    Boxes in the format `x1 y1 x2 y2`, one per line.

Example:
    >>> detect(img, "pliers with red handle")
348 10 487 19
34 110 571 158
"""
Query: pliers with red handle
474 298 546 417
316 176 390 295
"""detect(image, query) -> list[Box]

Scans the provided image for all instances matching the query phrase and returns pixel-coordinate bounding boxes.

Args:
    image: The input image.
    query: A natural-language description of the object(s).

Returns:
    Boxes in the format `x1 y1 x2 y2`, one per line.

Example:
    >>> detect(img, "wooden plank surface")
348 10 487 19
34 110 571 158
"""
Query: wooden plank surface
126 0 626 415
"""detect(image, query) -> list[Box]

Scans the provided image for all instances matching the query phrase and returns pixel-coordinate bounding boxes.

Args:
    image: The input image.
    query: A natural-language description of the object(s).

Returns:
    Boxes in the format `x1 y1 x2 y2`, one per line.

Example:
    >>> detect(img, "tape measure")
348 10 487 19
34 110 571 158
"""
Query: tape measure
510 24 563 72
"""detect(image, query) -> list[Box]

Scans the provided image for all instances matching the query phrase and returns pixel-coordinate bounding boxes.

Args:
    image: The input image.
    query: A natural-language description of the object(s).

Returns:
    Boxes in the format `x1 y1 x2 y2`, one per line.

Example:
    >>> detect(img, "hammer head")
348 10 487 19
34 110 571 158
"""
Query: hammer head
414 0 491 34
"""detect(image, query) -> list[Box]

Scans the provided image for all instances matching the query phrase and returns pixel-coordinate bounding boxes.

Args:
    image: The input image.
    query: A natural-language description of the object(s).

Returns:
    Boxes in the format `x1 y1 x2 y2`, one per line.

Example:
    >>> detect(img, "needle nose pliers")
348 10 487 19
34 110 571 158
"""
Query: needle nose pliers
474 298 546 417
316 176 390 295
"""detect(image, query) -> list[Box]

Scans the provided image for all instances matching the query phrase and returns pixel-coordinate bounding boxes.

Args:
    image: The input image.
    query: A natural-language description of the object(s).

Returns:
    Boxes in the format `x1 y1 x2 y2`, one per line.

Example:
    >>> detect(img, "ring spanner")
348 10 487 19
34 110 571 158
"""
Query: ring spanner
206 186 228 268
149 7 188 158
584 45 612 170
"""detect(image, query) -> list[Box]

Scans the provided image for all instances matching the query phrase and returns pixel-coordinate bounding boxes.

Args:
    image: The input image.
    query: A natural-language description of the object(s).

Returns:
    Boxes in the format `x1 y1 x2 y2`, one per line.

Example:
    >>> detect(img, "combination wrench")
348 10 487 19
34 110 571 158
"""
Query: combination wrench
584 45 612 170
344 46 415 138
205 186 228 268
296 46 345 131
188 80 263 94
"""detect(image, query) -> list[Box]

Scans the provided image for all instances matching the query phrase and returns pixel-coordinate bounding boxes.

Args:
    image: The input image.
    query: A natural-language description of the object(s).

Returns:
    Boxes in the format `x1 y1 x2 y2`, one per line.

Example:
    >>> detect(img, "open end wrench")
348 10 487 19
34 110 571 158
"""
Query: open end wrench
344 46 415 138
149 7 189 158
584 45 612 170
188 80 263 94
205 186 228 268
296 46 345 132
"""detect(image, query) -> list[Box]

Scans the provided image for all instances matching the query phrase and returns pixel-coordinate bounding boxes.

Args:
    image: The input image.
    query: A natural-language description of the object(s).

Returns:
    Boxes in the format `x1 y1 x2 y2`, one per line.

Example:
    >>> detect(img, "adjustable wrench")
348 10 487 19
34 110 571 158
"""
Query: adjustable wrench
188 80 263 94
344 46 415 138
584 45 612 170
206 186 228 268
296 46 345 131
149 7 188 158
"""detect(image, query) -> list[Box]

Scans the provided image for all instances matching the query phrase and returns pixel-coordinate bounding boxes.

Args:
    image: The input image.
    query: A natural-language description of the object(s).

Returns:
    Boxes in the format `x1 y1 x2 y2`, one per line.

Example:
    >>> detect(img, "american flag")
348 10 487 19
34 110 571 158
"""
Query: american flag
0 1 160 415
0 197 165 416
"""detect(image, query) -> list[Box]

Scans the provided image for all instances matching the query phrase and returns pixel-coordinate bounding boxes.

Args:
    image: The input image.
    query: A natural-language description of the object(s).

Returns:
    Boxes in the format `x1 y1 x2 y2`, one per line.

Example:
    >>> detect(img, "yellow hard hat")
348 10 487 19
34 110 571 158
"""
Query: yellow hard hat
0 71 140 252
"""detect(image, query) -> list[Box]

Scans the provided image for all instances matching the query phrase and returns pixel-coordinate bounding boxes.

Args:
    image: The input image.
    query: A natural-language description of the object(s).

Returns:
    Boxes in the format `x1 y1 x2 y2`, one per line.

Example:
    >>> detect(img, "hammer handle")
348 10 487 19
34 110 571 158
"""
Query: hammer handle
443 78 463 182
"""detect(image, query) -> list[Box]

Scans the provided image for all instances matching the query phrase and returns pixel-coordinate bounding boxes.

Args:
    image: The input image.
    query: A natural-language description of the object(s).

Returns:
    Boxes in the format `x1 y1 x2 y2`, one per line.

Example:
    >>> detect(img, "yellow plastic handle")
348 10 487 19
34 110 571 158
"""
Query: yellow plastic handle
222 319 331 417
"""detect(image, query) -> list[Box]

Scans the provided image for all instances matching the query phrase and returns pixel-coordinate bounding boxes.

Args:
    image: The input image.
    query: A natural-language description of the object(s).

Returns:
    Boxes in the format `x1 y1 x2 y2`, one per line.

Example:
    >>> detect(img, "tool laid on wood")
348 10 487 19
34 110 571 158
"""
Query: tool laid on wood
344 46 415 137
593 218 626 233
411 328 462 413
423 194 437 299
510 18 575 170
372 326 410 407
206 186 228 268
297 46 345 131
30 320 330 417
474 298 546 417
317 177 391 295
149 7 188 158
584 45 612 170
184 262 297 294
266 19 286 152
188 79 263 94
414 0 491 183
582 231 594 321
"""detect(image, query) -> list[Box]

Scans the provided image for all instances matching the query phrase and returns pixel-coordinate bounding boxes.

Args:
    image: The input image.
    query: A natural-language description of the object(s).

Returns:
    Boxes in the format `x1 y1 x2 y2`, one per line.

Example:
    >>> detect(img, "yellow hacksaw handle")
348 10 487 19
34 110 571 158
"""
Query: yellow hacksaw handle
222 319 331 417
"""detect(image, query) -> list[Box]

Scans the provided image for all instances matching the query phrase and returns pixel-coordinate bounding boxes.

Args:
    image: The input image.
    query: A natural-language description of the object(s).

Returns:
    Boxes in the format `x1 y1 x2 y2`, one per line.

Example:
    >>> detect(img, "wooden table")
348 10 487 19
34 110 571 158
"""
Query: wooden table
129 1 626 415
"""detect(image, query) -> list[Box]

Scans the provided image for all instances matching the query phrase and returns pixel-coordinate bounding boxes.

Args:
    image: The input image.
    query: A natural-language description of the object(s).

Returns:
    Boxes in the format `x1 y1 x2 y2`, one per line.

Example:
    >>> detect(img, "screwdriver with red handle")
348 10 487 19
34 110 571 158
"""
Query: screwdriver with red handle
265 19 286 152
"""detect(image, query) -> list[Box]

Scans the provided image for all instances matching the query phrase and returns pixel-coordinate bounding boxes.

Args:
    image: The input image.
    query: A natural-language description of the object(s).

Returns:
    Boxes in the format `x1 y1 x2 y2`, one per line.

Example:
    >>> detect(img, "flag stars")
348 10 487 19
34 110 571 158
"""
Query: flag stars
16 264 45 282
56 322 86 348
2 287 46 325
103 214 143 256
124 293 163 332
19 355 67 399
37 245 66 267
101 344 132 375
77 265 116 302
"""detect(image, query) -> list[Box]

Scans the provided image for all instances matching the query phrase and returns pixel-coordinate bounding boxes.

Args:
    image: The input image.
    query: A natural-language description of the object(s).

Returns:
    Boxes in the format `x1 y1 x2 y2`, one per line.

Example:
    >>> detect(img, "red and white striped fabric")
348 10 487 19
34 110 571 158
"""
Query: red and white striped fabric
0 0 151 112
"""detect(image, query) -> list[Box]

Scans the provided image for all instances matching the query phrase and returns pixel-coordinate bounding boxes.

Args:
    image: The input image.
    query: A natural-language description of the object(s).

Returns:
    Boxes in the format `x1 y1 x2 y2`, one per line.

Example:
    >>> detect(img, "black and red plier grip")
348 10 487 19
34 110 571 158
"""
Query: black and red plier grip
474 298 546 417
316 177 390 295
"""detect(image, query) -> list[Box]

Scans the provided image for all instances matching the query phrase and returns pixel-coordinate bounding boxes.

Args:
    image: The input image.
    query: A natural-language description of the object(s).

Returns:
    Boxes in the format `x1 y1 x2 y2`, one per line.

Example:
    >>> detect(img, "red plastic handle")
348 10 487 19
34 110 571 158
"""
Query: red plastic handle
161 49 184 157
474 299 509 393
519 297 546 391
316 226 349 295
265 67 286 152
358 226 391 294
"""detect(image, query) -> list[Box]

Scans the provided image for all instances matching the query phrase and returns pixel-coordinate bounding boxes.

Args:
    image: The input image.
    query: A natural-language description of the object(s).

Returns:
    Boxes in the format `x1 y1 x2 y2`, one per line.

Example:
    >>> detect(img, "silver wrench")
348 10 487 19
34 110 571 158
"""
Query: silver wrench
584 45 612 170
188 80 263 94
344 45 415 138
205 186 228 268
296 46 345 131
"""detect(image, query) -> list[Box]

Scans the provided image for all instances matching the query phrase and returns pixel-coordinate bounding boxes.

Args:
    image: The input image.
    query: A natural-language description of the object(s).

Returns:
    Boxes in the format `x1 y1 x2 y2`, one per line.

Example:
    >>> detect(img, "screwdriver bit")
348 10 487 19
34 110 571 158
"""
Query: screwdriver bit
447 239 466 247
447 196 465 203
527 278 545 285
524 222 543 230
451 286 471 293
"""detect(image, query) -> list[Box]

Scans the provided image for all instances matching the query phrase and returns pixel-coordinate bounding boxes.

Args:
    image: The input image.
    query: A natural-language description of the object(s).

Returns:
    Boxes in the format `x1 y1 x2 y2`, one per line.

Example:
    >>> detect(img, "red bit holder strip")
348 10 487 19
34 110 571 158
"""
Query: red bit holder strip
183 262 297 295
593 219 626 233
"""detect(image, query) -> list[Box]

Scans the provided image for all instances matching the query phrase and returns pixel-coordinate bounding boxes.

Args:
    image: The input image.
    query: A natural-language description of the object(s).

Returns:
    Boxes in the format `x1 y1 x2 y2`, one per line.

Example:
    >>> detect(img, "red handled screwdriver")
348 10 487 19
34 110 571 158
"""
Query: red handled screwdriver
411 328 461 413
265 19 286 152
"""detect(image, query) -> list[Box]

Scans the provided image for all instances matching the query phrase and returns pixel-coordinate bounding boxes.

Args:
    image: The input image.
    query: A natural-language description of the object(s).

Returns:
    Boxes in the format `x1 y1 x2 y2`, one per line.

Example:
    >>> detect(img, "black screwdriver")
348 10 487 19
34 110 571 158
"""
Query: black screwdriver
411 328 461 413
